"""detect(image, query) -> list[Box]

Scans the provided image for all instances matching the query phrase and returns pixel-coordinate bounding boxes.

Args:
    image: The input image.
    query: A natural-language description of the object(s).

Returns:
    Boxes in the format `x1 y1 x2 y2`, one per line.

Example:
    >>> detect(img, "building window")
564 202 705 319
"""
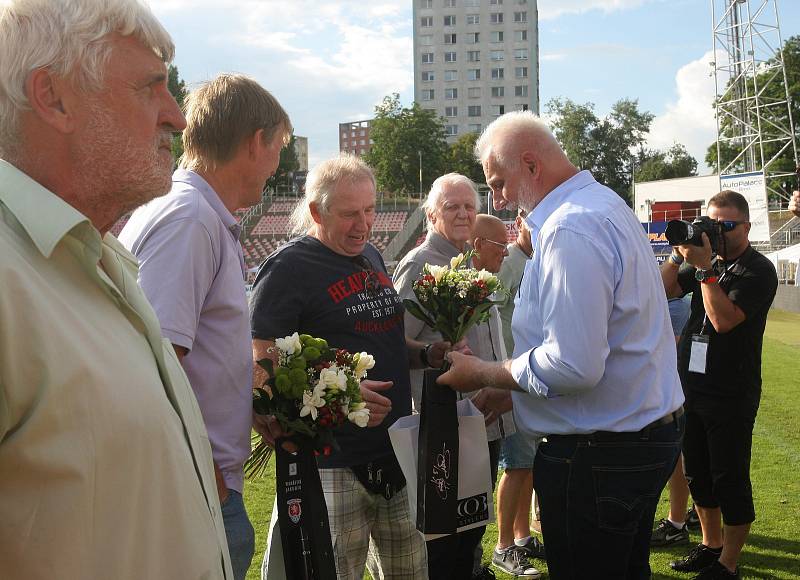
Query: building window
490 12 504 24
468 87 481 98
467 50 480 62
516 0 527 3
444 69 458 81
490 0 503 4
491 31 504 43
468 105 481 117
445 88 458 99
420 35 433 46
420 16 433 27
342 140 348 147
514 11 527 22
467 68 480 81
491 86 505 97
421 52 434 64
466 14 480 25
468 123 482 133
360 139 366 145
445 106 458 117
420 0 433 7
491 67 504 79
514 48 528 60
492 104 505 116
466 32 480 43
445 124 458 136
515 66 528 78
515 30 528 42
464 0 480 6
445 0 456 6
443 15 456 26
444 33 457 44
515 85 528 97
490 50 504 61
422 89 434 101
515 103 529 111
444 51 457 63
422 71 435 82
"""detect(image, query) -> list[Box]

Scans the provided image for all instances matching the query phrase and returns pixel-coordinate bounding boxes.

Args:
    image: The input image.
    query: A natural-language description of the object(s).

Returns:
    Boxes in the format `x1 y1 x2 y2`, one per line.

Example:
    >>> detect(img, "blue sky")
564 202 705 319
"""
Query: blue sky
151 0 800 173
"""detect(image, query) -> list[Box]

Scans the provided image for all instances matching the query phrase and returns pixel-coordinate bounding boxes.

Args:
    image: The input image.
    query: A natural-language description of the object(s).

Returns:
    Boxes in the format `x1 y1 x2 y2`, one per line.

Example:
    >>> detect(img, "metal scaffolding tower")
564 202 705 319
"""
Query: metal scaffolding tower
711 0 798 202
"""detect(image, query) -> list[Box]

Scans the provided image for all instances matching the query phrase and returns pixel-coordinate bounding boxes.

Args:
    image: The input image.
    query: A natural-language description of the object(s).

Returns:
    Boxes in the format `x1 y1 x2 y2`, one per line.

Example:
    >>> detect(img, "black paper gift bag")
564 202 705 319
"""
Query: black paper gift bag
275 440 337 580
416 367 460 534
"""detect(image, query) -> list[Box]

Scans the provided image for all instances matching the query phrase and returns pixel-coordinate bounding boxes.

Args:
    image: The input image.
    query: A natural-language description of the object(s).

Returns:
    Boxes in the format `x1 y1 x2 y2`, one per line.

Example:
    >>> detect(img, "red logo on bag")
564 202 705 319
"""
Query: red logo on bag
287 498 302 524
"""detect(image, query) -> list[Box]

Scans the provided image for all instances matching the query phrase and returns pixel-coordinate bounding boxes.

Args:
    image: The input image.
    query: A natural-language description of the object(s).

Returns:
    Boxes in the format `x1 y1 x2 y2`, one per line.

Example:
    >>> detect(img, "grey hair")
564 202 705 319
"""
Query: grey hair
289 154 376 236
474 110 561 170
422 172 480 226
0 0 174 156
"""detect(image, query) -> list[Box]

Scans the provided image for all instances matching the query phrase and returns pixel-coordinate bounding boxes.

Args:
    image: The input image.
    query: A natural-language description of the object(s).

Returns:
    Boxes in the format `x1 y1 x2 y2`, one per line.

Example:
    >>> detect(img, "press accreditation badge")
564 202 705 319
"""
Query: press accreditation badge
689 334 709 374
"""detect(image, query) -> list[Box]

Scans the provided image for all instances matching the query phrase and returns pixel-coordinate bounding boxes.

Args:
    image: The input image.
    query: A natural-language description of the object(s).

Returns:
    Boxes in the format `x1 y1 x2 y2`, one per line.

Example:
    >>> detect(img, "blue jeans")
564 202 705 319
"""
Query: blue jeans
534 414 683 580
222 489 255 580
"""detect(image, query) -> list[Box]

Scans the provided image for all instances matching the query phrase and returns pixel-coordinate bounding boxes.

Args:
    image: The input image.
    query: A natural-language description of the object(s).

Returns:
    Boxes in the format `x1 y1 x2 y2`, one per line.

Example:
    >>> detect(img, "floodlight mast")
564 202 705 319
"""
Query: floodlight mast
710 0 798 202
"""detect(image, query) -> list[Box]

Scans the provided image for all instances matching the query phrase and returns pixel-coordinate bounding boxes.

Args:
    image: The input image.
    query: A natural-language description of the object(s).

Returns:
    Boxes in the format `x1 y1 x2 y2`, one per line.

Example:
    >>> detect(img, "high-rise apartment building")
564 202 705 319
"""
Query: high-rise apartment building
413 0 539 141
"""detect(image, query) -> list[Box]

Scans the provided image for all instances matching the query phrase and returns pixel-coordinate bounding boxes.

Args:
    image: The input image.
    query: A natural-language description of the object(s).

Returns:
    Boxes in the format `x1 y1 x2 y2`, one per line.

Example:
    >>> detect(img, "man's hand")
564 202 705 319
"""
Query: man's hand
437 351 487 392
252 412 297 452
471 387 513 425
789 191 800 218
214 463 228 505
677 233 713 270
360 380 393 427
427 339 473 369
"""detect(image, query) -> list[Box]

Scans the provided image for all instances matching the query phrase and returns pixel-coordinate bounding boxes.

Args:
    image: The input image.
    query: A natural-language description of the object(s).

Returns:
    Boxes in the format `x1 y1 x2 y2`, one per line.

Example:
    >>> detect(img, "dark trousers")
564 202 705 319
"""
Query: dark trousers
426 439 501 579
534 415 683 580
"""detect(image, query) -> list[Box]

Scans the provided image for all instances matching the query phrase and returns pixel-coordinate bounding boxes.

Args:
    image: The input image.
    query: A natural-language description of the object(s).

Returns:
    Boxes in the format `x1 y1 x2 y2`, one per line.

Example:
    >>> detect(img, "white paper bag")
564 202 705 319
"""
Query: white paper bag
388 398 495 540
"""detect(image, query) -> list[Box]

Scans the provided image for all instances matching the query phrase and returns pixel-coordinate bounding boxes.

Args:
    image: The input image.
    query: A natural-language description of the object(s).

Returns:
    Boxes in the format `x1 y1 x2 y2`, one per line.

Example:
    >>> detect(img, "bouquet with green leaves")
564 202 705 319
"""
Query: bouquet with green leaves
246 332 374 478
403 251 505 346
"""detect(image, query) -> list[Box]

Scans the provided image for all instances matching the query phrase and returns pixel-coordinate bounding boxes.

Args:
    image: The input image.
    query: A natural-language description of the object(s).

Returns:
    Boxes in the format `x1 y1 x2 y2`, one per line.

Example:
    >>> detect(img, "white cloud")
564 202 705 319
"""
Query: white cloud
648 50 719 173
538 0 653 20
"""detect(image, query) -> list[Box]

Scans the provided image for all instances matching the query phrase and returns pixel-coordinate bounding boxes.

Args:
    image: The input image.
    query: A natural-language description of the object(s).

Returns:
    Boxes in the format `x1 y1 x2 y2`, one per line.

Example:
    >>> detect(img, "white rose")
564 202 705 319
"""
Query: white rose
348 403 370 428
319 366 347 392
275 332 302 355
450 255 463 269
476 269 494 283
428 264 448 284
354 353 375 379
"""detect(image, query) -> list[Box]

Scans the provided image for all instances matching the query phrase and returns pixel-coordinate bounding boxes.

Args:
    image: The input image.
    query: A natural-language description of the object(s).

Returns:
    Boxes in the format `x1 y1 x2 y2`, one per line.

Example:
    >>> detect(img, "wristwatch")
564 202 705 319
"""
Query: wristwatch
695 268 718 284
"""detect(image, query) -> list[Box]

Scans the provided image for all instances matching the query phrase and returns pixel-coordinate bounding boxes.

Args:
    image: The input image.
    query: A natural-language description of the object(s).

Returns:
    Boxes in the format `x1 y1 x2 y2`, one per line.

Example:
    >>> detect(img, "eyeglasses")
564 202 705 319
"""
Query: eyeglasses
352 254 382 294
720 220 748 232
479 237 508 251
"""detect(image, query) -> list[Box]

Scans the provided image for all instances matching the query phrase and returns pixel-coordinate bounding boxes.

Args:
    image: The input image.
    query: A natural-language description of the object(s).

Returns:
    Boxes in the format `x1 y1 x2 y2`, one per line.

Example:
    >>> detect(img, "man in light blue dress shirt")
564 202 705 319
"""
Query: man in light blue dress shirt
440 111 685 579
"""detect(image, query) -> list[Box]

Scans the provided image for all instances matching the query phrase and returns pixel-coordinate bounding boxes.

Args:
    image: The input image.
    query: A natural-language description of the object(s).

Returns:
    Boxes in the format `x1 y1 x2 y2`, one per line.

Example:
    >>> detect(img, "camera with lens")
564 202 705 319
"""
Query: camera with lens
664 216 723 254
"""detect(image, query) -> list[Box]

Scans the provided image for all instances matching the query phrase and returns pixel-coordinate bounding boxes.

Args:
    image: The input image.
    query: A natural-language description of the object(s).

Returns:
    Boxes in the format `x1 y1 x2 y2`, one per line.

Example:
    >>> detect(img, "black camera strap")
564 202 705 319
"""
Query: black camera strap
698 251 748 335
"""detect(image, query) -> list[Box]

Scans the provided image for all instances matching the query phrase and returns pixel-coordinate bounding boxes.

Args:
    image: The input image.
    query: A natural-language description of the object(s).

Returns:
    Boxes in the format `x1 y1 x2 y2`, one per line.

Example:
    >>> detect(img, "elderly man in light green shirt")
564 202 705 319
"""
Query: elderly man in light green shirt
0 1 232 579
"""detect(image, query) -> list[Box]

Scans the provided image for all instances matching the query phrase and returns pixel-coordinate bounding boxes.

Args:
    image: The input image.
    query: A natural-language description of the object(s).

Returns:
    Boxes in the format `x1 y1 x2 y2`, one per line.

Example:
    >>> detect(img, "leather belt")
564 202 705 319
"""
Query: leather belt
546 406 684 444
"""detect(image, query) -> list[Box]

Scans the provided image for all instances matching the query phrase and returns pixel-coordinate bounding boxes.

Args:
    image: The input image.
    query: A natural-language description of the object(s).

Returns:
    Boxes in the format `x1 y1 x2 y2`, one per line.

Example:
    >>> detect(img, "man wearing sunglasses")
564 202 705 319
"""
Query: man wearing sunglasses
662 190 777 579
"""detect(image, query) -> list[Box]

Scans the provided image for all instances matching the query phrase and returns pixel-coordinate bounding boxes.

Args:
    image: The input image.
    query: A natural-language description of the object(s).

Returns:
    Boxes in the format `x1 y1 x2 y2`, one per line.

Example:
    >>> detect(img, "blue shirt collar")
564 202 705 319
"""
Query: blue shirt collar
524 170 596 233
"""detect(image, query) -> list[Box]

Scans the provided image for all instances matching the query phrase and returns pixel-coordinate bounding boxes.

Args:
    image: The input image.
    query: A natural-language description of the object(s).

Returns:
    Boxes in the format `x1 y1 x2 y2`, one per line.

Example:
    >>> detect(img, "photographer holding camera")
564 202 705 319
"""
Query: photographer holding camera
661 190 777 579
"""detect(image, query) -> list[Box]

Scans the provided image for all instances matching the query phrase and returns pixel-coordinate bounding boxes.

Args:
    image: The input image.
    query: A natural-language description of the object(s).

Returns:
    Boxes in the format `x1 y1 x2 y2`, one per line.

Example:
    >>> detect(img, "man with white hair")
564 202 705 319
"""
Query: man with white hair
0 1 232 579
439 112 685 579
251 155 445 580
394 175 521 580
120 74 292 580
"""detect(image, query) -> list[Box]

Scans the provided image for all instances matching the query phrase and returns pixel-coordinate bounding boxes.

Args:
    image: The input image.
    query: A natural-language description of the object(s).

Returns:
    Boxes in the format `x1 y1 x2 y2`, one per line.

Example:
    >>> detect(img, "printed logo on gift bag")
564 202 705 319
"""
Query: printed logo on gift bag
457 492 490 527
289 463 298 476
287 498 302 524
432 443 453 499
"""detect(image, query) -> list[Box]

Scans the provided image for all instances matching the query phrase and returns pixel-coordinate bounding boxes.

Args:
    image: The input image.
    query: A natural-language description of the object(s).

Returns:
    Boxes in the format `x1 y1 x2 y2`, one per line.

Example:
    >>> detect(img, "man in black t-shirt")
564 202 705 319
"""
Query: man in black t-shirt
661 190 777 580
251 155 449 580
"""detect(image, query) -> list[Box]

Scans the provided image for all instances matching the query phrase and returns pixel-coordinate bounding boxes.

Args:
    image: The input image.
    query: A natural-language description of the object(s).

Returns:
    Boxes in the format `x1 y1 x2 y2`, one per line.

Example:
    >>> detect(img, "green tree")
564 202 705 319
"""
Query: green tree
446 132 484 184
266 133 300 193
546 97 654 203
706 35 799 198
364 94 448 194
167 64 188 161
636 143 698 182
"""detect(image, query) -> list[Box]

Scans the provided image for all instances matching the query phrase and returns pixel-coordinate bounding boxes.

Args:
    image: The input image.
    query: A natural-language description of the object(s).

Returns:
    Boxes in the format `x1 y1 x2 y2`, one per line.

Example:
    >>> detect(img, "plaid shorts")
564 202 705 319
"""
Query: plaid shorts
319 467 427 580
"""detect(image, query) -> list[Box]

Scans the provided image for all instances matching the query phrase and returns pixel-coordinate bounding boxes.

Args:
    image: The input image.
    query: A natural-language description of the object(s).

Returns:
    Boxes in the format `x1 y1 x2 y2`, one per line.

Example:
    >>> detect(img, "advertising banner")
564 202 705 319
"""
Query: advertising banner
719 171 769 242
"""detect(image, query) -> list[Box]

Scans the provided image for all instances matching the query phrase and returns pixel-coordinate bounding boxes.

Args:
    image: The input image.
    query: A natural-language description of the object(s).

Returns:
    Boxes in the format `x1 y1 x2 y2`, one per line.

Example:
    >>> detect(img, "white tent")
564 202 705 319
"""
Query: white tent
765 243 800 285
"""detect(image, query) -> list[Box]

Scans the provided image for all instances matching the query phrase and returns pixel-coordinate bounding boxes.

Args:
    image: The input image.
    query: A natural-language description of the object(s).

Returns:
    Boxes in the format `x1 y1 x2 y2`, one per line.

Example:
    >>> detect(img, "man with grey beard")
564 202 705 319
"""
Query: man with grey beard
0 1 231 578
